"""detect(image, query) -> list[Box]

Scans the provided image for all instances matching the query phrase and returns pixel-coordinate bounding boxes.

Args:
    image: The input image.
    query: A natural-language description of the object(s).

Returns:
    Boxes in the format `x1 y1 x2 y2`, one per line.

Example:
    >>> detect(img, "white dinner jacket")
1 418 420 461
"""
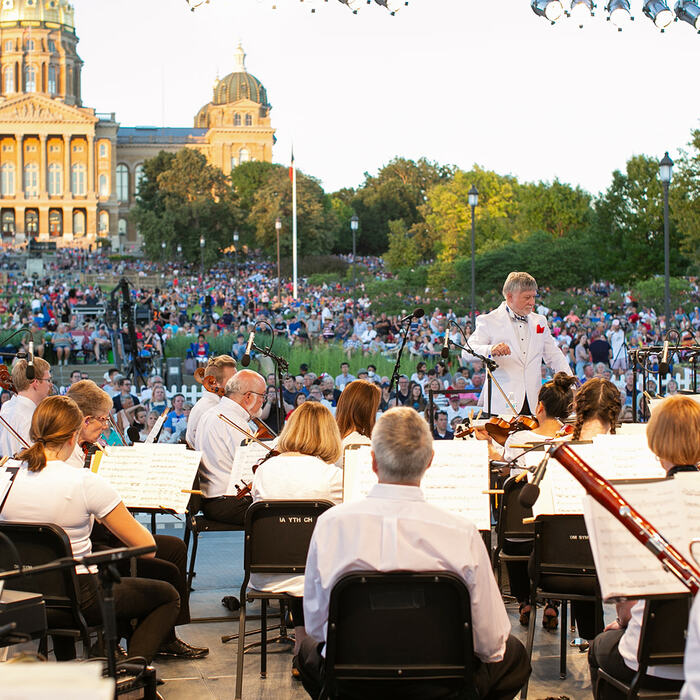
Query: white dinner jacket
463 301 572 415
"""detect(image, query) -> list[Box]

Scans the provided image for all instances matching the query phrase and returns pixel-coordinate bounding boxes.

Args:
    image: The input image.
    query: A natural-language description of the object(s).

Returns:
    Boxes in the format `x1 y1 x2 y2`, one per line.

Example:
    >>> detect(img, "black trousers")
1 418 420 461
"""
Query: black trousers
502 540 533 604
589 629 683 699
53 573 179 663
201 494 252 525
297 634 530 700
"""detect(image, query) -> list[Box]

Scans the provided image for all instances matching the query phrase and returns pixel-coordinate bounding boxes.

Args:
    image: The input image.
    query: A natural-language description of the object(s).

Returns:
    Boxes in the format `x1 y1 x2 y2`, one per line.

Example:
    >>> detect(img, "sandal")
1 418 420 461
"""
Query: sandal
292 655 301 681
518 603 531 627
542 604 559 630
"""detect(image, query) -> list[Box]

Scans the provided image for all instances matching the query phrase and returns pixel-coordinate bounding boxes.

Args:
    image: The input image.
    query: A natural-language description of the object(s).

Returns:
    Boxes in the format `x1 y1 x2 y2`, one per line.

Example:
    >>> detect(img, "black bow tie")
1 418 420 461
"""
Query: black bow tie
512 311 529 323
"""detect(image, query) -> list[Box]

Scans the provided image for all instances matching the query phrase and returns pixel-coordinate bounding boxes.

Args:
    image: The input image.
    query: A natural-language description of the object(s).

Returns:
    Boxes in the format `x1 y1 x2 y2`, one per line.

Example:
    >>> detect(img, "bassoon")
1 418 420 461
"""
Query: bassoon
551 442 700 595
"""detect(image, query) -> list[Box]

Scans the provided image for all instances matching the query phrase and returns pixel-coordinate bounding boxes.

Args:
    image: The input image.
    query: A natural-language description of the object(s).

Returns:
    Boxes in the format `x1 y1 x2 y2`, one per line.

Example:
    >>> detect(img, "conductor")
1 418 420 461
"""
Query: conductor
464 272 572 415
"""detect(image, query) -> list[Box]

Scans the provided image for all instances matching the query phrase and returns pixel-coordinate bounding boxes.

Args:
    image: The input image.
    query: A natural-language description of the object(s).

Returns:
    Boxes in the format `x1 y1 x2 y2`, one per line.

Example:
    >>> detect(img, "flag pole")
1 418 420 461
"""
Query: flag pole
292 150 298 300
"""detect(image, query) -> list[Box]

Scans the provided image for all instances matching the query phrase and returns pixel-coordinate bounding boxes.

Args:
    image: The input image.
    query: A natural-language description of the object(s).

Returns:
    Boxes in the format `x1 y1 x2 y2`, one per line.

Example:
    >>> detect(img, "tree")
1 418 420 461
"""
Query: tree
593 155 688 282
670 129 700 268
385 219 421 272
248 166 338 257
348 157 454 255
131 149 240 264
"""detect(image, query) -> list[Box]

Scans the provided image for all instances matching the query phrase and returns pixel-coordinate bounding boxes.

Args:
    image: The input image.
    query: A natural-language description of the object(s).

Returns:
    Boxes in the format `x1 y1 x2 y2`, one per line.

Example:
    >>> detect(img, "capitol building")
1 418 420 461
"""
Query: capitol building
0 0 275 249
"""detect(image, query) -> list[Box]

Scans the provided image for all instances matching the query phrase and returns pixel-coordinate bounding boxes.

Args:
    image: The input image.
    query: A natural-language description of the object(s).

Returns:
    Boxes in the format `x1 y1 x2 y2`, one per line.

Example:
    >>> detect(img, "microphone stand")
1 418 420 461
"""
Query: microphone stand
388 316 414 398
248 321 288 429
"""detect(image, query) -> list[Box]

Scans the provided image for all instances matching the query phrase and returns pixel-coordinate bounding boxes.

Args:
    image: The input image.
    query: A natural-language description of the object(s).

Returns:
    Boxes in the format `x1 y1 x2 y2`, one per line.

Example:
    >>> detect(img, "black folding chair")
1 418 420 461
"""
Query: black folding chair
320 571 479 700
596 594 690 699
491 478 534 591
521 514 603 699
0 521 100 659
234 499 335 700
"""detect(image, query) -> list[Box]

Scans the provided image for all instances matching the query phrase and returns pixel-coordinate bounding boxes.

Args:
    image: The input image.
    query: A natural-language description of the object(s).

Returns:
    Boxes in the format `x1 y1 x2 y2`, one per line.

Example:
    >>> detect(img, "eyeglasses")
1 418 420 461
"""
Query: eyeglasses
88 415 111 426
246 391 266 398
35 377 53 383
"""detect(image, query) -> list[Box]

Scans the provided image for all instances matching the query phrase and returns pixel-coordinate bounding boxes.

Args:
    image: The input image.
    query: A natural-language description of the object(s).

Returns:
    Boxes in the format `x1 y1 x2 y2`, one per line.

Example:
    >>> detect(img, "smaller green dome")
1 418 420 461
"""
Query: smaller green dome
213 45 269 108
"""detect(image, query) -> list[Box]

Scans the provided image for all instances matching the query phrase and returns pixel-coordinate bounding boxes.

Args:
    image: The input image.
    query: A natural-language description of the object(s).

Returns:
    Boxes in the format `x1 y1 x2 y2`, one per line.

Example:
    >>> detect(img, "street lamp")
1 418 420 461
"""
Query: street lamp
350 215 359 294
177 243 182 257
275 218 282 304
467 185 479 329
199 235 205 279
659 151 673 328
233 230 239 300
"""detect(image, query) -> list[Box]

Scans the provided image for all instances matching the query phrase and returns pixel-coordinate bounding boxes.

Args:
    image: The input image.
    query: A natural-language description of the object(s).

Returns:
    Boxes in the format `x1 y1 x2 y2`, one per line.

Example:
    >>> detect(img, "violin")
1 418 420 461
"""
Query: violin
0 364 16 394
484 415 539 446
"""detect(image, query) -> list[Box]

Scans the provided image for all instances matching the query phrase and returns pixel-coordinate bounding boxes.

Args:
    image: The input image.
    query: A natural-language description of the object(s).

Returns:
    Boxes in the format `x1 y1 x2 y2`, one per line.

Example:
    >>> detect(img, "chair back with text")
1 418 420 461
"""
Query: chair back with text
497 478 535 546
323 571 478 699
638 594 690 670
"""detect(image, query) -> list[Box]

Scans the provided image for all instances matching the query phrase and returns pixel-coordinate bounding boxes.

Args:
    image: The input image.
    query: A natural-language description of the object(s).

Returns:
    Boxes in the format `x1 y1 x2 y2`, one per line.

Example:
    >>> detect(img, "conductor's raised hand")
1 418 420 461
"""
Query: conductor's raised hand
491 342 511 356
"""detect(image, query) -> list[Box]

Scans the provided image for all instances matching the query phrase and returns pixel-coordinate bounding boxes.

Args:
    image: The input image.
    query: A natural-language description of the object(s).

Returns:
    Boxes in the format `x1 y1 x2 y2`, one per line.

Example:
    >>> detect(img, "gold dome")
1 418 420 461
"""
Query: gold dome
0 0 75 29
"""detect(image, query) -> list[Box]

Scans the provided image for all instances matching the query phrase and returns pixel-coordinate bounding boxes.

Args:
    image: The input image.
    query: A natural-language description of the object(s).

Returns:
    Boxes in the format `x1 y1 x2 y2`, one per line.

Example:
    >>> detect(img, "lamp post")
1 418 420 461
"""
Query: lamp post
659 152 673 327
161 240 166 260
467 185 479 329
177 243 182 258
350 215 359 294
233 230 239 300
199 235 205 279
275 218 282 304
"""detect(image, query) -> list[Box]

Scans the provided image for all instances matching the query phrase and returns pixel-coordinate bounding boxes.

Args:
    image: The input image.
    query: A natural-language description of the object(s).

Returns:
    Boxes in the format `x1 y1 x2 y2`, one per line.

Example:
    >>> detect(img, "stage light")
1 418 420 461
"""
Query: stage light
607 0 633 27
531 0 564 21
374 0 407 13
675 0 700 28
338 0 364 11
569 0 594 25
643 0 673 25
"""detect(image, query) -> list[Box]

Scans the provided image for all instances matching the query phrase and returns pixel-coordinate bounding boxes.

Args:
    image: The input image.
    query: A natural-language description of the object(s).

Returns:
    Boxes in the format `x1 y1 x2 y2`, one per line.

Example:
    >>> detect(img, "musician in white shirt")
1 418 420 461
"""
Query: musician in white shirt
195 369 266 524
682 595 700 700
251 402 343 661
0 357 52 456
186 354 237 447
298 407 530 700
464 272 571 416
333 379 381 468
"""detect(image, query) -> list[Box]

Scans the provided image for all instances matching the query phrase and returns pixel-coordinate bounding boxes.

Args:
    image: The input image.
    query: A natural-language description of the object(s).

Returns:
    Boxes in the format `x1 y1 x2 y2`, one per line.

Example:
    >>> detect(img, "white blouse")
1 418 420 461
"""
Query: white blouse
336 430 371 469
250 453 342 596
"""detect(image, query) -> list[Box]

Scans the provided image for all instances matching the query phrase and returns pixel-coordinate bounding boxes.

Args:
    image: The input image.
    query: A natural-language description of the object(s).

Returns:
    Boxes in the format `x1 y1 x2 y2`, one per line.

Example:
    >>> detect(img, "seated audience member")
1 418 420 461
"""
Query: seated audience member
127 405 148 444
0 358 52 456
112 377 140 413
0 395 180 662
298 407 531 700
194 370 265 524
66 380 208 659
146 384 169 416
589 395 700 697
432 410 454 440
250 402 342 670
161 393 187 441
333 379 381 468
189 334 210 363
407 381 427 412
50 323 73 365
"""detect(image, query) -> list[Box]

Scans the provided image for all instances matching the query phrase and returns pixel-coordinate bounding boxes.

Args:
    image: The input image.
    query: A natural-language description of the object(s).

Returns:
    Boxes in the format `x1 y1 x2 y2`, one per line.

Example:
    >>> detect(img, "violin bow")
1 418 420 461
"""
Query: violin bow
0 414 30 450
217 414 273 452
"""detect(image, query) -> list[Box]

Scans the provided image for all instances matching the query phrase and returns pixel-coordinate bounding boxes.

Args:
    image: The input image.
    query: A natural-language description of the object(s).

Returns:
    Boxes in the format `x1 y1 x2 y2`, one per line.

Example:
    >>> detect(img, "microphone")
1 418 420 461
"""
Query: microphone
25 340 35 380
658 340 670 376
399 308 425 324
519 448 554 508
240 331 255 367
441 333 450 359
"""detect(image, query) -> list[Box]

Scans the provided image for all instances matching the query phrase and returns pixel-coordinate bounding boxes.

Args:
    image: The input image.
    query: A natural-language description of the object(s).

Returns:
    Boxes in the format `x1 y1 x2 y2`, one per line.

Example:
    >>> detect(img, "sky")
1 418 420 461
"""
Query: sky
73 0 700 197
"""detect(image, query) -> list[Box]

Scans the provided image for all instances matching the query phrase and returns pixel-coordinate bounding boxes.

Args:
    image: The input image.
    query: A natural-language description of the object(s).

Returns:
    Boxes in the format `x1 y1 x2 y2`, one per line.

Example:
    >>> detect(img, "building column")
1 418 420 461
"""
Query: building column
86 134 94 194
16 133 22 198
63 135 71 199
63 206 73 239
39 134 47 196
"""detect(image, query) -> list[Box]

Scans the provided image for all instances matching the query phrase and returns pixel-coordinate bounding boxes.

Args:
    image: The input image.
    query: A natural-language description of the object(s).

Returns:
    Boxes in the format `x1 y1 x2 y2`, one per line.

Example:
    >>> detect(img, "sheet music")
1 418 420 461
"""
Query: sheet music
144 410 169 443
94 444 200 513
584 475 700 600
342 440 490 530
225 442 273 495
0 459 21 506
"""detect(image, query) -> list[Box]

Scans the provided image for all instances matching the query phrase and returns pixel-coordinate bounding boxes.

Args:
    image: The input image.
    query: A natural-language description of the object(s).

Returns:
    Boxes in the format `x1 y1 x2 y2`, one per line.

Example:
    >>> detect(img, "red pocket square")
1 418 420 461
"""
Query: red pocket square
536 324 545 334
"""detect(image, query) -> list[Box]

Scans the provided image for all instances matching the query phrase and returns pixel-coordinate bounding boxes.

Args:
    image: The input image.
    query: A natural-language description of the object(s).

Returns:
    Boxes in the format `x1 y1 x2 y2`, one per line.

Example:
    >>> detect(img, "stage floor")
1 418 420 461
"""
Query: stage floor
156 528 596 700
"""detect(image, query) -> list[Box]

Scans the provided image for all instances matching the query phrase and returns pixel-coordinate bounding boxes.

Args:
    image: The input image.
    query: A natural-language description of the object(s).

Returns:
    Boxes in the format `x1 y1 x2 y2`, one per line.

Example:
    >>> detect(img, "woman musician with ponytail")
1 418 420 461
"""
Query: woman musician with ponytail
0 395 180 662
588 395 700 697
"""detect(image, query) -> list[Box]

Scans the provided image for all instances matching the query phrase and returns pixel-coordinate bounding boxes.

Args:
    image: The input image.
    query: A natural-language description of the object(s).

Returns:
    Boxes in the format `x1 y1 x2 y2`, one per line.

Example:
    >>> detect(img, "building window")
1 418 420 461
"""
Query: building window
66 65 72 95
99 142 108 159
233 113 241 126
72 210 85 237
48 64 56 94
98 210 109 234
230 156 237 171
3 66 13 94
245 114 252 126
24 163 38 196
49 210 62 237
98 173 108 197
2 210 15 237
25 210 38 237
1 163 15 196
47 39 56 53
118 218 127 237
4 40 12 52
116 163 128 201
48 163 62 195
239 148 250 164
25 39 35 52
134 164 145 195
24 65 36 92
71 163 86 196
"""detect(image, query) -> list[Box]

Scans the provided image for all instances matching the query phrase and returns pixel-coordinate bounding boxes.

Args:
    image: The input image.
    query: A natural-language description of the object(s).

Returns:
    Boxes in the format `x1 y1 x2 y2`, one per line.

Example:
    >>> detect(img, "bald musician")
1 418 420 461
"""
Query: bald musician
0 357 53 456
186 354 237 447
464 272 571 416
298 407 531 699
194 369 266 524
